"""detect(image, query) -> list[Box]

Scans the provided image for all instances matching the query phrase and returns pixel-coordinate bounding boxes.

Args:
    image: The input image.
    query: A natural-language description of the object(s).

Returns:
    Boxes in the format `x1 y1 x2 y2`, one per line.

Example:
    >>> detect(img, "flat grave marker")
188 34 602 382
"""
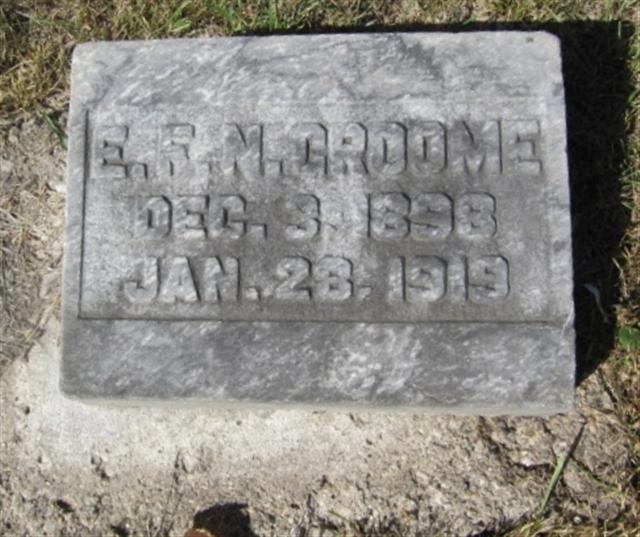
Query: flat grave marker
62 32 575 412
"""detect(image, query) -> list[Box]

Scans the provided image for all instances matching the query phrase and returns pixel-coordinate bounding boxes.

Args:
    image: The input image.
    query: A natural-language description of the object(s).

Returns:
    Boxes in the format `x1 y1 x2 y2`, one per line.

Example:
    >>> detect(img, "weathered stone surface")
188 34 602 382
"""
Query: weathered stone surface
62 32 574 411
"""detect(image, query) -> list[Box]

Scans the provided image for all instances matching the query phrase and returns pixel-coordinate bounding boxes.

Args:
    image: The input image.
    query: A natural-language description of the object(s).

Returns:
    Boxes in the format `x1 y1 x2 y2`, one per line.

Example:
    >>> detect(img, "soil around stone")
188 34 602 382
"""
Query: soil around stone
0 117 65 372
0 121 636 536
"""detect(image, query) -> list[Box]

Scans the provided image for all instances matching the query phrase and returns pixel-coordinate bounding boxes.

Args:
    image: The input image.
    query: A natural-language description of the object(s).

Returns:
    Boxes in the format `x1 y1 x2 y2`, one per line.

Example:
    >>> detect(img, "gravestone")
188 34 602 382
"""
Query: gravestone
61 32 575 412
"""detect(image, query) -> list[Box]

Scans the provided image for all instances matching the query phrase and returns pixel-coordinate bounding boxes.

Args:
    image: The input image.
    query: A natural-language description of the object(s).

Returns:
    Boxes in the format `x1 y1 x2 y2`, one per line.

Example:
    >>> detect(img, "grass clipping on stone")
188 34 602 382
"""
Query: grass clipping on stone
0 1 639 535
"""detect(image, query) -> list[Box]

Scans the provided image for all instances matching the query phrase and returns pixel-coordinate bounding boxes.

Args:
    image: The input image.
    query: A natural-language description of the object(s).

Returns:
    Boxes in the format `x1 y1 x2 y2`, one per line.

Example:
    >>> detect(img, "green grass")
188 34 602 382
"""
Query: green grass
1 1 639 536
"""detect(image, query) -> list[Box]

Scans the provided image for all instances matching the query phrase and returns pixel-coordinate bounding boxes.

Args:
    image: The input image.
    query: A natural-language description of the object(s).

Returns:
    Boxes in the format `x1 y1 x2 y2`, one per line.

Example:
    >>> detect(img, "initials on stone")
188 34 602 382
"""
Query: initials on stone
92 119 543 180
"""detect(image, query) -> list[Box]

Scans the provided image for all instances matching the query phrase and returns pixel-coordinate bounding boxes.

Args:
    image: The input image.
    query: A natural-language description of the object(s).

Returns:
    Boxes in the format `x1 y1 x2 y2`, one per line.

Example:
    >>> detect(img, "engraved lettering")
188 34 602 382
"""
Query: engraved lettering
455 193 497 239
406 256 446 302
467 255 509 302
274 257 312 301
222 123 263 178
330 123 368 175
447 256 468 302
293 122 328 176
173 195 207 239
408 121 446 175
94 125 128 178
387 256 405 301
278 193 321 241
368 121 406 175
160 123 195 177
502 119 542 175
315 256 353 301
450 120 501 179
134 196 172 238
369 192 410 240
387 256 446 302
202 257 239 303
411 193 453 240
123 257 158 303
262 123 288 178
208 194 247 239
158 256 199 303
86 118 544 321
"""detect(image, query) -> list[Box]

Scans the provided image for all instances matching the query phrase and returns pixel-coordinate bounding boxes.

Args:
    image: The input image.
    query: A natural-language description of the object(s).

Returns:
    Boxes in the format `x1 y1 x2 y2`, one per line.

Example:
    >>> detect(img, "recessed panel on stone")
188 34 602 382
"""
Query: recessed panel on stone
62 32 575 412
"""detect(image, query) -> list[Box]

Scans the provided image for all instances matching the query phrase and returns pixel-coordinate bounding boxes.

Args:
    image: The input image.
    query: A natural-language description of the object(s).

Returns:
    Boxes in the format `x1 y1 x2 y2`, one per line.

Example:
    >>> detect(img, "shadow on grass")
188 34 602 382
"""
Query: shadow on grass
249 20 635 385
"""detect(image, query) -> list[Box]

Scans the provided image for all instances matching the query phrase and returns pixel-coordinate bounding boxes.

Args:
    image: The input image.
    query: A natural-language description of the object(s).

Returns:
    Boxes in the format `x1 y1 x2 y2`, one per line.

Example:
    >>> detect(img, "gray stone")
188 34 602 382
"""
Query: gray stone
61 32 574 412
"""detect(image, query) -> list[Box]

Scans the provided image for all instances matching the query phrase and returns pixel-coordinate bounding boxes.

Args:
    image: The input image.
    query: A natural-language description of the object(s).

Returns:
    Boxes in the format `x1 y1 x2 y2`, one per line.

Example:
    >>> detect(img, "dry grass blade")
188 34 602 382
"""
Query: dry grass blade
537 425 585 517
183 529 215 537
